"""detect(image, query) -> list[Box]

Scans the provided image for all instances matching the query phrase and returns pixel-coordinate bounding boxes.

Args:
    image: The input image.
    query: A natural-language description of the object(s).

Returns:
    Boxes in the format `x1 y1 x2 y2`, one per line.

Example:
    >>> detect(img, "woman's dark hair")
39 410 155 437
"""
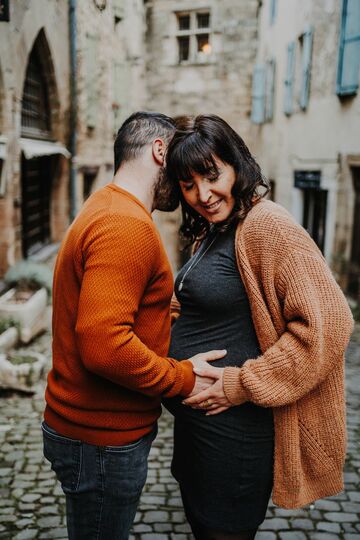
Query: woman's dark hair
166 114 269 243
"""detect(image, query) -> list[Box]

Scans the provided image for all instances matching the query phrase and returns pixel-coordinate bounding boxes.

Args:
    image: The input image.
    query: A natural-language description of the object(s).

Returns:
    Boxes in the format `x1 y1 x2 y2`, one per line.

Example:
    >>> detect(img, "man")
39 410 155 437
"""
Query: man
42 112 224 540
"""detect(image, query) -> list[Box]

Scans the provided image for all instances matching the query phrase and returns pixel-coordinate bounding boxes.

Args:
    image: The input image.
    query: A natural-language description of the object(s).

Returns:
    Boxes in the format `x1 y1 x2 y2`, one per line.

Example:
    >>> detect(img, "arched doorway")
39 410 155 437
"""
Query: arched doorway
20 30 62 257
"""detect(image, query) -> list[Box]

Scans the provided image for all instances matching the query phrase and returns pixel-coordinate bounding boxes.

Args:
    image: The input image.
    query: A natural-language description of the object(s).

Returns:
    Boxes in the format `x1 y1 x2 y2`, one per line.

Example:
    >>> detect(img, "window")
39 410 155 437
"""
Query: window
348 167 360 297
21 47 51 138
178 14 190 30
178 37 190 62
337 0 360 96
294 170 327 253
176 11 212 63
302 189 327 253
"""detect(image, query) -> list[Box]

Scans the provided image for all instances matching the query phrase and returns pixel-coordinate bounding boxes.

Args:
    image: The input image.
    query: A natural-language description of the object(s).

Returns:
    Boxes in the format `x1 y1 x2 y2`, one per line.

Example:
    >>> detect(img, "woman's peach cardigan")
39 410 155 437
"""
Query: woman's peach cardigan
172 200 354 508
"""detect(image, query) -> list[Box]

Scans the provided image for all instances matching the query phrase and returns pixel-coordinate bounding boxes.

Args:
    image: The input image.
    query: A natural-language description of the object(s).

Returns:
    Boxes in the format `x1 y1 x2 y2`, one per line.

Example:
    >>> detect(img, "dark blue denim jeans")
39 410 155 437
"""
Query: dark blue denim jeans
42 421 157 540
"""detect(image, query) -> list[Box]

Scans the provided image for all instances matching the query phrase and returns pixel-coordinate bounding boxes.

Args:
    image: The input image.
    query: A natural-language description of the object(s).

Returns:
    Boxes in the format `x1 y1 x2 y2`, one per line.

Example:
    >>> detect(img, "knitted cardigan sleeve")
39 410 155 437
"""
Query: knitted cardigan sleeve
75 214 195 398
223 210 354 408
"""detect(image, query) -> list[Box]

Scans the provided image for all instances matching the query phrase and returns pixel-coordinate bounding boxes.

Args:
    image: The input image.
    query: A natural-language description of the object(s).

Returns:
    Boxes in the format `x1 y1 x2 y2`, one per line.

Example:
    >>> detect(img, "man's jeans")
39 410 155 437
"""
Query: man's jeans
42 421 157 540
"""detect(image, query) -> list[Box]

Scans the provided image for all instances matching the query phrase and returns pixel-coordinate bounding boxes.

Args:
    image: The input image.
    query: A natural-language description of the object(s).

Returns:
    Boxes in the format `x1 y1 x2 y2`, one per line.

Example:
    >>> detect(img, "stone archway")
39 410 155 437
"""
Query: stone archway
20 29 61 257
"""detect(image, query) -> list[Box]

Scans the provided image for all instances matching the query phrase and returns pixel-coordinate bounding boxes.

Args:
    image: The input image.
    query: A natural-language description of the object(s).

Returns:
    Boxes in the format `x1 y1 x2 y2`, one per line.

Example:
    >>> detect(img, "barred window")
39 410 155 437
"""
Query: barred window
21 48 51 137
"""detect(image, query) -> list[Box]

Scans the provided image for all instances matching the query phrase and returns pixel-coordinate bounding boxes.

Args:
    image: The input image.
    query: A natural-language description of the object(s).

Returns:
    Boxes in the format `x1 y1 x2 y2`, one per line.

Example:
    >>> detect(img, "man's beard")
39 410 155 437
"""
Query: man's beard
152 167 180 212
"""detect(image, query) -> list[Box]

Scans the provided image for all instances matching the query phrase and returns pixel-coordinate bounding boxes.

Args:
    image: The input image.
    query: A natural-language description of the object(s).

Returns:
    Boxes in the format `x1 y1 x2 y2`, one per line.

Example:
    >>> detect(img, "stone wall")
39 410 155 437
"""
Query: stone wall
0 0 70 274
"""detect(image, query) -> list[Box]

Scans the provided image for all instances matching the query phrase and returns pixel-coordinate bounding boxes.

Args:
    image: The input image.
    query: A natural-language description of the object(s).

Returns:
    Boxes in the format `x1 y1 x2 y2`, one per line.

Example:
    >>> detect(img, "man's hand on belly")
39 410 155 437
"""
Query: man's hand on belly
183 364 233 416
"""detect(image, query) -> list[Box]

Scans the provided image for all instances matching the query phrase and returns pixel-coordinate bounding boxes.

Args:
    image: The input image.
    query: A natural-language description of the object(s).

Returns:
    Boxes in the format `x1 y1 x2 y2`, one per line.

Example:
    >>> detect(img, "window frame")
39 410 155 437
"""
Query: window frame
175 9 212 64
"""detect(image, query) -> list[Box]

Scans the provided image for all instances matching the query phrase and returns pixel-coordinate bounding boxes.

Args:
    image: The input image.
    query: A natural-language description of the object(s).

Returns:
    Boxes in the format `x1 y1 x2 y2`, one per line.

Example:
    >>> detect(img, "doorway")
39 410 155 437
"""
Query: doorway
348 167 360 298
21 155 54 257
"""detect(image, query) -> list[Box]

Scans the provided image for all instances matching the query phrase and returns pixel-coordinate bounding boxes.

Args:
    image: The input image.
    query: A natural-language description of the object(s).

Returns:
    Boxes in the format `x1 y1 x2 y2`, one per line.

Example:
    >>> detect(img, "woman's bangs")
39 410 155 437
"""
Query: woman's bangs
170 135 219 183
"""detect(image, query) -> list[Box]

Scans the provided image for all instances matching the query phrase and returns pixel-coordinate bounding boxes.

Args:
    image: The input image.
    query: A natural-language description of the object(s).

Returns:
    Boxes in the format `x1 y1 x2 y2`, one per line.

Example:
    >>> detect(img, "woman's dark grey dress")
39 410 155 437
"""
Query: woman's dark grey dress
163 224 274 532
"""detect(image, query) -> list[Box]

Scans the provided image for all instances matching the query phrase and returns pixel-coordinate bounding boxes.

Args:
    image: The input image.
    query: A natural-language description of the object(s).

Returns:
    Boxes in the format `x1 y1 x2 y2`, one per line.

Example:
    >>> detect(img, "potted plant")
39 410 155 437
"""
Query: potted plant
0 261 52 344
0 349 47 393
0 318 19 353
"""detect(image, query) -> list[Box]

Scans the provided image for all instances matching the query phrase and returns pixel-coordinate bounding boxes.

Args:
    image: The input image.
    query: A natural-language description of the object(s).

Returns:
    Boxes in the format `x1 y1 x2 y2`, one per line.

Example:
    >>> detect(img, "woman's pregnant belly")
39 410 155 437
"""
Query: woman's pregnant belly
164 315 273 428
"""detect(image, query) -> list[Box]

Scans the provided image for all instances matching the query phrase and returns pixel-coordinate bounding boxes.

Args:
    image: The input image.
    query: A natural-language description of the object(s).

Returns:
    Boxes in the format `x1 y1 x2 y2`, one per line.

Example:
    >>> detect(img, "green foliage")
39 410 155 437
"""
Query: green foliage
0 318 17 334
4 261 53 295
7 353 38 366
351 302 360 322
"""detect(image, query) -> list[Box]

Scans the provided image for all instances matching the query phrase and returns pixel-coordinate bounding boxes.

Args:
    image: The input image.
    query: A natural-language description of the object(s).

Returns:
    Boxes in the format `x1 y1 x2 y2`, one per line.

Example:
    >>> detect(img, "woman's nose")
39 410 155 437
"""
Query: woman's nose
197 183 211 203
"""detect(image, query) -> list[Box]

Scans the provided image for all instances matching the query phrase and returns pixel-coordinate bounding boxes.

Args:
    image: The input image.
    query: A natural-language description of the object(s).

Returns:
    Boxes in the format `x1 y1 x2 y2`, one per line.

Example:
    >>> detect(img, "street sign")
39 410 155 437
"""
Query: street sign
294 170 321 189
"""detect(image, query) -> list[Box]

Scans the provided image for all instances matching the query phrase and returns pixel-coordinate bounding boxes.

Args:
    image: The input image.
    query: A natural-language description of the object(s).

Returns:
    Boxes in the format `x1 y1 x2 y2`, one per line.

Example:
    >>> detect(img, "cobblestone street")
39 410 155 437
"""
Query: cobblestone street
0 327 359 540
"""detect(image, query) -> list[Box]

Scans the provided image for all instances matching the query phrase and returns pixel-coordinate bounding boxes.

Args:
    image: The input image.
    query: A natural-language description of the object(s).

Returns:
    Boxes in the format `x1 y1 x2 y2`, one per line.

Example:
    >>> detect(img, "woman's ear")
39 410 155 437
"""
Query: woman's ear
152 138 165 165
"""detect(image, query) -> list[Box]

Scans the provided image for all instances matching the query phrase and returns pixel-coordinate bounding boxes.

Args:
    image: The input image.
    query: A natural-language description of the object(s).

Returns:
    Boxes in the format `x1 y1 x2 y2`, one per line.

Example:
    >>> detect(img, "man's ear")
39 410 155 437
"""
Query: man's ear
152 138 166 165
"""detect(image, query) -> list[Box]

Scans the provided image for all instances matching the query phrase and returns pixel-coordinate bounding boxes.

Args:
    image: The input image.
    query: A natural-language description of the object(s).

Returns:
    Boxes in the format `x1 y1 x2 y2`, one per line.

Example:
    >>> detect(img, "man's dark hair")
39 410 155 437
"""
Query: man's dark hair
114 112 176 173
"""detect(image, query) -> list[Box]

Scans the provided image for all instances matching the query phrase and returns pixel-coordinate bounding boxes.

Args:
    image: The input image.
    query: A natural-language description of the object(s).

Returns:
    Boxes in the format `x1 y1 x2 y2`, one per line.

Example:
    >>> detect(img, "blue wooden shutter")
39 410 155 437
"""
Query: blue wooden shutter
337 0 360 96
300 26 313 110
85 33 98 128
284 41 295 115
265 59 276 121
270 0 277 25
251 64 265 124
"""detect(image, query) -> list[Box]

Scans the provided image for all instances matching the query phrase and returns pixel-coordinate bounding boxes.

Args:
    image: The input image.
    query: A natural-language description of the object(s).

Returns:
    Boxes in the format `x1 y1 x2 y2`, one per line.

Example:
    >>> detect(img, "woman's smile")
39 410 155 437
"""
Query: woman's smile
180 157 236 223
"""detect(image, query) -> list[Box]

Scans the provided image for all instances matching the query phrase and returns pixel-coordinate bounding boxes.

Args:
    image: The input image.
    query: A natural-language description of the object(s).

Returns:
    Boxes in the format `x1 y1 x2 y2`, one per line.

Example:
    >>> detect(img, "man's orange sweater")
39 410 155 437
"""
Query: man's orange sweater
44 184 195 445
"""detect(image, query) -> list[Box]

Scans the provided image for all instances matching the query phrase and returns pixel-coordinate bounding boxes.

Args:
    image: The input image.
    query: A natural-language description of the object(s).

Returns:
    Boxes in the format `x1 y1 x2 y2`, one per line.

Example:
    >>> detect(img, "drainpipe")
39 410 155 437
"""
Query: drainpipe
69 0 77 221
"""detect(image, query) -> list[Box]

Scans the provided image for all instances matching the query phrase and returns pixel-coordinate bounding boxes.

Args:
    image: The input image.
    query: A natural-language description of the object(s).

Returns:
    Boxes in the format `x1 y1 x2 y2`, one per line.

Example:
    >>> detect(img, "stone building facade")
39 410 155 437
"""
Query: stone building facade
0 0 71 275
144 0 259 267
1 0 359 295
0 0 147 276
0 0 260 275
251 0 360 297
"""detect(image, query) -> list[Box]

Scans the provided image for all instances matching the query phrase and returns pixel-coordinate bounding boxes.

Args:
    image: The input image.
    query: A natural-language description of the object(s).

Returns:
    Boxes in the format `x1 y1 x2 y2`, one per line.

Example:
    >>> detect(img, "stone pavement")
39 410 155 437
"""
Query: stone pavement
0 327 359 540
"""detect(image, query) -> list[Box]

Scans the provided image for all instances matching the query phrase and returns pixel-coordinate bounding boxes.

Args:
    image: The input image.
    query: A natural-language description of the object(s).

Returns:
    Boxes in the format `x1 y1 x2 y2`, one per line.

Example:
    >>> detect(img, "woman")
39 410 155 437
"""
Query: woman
163 114 353 540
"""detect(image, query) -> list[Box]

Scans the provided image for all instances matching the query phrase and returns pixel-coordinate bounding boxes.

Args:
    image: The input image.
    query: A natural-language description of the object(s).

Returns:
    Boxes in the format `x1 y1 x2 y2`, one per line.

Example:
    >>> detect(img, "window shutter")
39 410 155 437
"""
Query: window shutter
113 62 129 131
284 41 295 115
251 64 265 124
265 59 276 121
85 34 98 129
300 26 313 110
270 0 277 25
337 0 360 96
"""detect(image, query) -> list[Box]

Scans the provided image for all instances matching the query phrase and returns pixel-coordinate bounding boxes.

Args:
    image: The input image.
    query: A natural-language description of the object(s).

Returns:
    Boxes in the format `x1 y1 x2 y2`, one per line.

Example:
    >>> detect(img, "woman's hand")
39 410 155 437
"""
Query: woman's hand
182 364 233 416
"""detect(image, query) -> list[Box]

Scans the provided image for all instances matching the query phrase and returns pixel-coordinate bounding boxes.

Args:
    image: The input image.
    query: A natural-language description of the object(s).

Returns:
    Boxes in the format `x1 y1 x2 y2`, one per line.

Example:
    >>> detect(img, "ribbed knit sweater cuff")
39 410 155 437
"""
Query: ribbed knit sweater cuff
223 367 249 405
179 360 196 396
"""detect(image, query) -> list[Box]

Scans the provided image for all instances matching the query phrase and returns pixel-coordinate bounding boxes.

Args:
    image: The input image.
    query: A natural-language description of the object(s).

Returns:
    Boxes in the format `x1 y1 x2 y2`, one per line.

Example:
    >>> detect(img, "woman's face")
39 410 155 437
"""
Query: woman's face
179 157 236 223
